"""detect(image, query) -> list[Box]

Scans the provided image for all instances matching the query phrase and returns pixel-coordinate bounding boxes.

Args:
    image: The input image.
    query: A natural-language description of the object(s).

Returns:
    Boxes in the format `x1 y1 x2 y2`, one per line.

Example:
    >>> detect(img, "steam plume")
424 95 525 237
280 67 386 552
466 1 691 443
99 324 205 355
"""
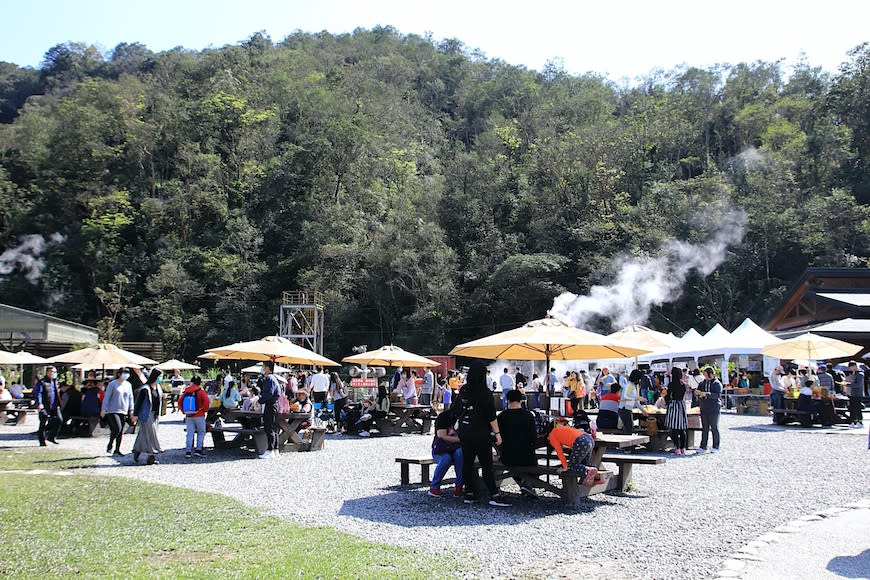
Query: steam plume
0 233 66 284
551 204 747 331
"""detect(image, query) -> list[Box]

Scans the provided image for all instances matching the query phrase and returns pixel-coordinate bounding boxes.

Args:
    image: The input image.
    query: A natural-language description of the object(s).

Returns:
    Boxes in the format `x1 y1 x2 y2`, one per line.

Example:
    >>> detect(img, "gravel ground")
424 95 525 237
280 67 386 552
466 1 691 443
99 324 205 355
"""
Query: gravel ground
1 411 868 579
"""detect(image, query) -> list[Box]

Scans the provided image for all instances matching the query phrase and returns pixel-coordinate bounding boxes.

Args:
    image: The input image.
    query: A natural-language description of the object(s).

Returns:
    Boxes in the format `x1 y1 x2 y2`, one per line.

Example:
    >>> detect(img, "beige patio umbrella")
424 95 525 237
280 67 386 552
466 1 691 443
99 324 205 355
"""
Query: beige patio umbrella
205 335 340 367
48 343 157 367
342 344 440 368
761 333 863 361
450 317 651 390
197 351 221 360
607 324 682 352
154 358 200 371
0 350 49 365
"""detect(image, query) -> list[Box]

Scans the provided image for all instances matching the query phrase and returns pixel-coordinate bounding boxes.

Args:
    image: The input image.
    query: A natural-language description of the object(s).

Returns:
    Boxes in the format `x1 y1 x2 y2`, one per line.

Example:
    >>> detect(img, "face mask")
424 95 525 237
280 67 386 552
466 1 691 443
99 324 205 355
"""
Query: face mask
156 377 163 385
121 373 130 381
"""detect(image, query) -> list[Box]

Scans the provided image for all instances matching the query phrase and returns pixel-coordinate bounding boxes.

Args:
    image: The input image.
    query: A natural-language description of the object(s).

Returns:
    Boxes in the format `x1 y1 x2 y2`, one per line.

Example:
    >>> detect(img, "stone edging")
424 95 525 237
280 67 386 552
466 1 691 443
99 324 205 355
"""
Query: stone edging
714 497 870 579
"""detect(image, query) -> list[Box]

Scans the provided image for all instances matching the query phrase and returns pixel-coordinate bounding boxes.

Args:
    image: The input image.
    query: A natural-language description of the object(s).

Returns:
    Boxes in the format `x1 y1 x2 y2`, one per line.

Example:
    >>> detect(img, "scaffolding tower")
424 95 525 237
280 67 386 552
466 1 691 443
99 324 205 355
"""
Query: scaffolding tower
279 290 325 355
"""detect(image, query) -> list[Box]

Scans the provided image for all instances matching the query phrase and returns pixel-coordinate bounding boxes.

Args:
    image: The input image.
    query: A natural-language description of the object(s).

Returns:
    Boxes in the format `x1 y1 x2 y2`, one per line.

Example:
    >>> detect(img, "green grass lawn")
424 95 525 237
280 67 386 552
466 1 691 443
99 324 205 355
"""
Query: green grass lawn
0 449 467 579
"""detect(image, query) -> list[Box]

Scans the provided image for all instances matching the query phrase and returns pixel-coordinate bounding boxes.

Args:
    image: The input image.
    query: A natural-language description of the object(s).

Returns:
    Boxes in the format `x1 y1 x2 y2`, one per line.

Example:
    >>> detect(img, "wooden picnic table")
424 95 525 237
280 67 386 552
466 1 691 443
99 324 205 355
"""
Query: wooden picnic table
386 403 433 435
221 409 325 452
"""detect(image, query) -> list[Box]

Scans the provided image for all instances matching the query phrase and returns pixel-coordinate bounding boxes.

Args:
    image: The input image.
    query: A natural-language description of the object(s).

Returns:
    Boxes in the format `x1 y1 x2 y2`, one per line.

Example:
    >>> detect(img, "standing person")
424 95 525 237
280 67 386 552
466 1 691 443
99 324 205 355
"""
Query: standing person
595 367 616 400
132 369 164 465
618 370 643 436
456 360 509 507
420 366 435 406
34 366 61 446
428 406 463 498
497 389 539 498
168 368 186 412
486 369 495 392
530 373 543 409
694 367 722 453
846 361 865 428
329 371 348 420
665 367 689 455
258 363 282 458
499 368 514 403
768 366 785 418
308 367 329 405
547 368 559 397
100 368 134 456
180 375 210 458
391 366 403 393
816 364 834 393
514 367 528 391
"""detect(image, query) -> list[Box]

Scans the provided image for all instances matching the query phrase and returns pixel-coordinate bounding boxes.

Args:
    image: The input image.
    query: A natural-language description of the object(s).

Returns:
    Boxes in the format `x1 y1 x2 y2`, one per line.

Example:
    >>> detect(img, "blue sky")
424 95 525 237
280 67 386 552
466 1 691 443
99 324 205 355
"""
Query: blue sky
2 0 868 80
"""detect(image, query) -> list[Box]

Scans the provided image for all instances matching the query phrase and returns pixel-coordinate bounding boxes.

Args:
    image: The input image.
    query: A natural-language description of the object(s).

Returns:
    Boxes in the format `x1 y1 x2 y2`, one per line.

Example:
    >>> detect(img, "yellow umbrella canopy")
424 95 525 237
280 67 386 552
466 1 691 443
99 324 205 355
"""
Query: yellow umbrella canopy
197 351 221 360
154 359 200 371
48 343 157 367
761 333 863 361
342 344 440 368
607 324 682 352
450 317 651 361
205 335 340 367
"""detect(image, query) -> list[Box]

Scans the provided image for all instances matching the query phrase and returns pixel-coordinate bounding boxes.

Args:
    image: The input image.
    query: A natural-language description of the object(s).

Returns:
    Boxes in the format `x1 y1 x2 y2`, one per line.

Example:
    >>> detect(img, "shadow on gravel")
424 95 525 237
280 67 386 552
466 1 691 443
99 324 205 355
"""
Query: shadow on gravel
827 549 870 578
0 431 38 442
84 447 262 468
338 490 618 526
730 424 858 435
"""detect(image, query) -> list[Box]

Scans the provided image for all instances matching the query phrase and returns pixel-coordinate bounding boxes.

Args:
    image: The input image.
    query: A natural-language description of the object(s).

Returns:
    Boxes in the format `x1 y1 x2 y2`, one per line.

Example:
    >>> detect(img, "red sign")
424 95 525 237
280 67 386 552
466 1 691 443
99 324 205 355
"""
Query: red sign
350 378 377 388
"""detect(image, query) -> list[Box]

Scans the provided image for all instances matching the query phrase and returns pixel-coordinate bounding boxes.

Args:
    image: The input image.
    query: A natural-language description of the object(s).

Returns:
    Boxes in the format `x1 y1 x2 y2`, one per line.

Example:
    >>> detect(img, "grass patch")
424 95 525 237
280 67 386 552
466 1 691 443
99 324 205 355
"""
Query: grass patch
0 459 469 579
0 447 99 471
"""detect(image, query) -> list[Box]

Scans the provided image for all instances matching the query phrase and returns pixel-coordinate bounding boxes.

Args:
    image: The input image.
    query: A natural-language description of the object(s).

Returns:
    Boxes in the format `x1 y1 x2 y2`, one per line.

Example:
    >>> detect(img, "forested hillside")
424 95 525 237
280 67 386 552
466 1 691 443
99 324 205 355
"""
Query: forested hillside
1 28 869 360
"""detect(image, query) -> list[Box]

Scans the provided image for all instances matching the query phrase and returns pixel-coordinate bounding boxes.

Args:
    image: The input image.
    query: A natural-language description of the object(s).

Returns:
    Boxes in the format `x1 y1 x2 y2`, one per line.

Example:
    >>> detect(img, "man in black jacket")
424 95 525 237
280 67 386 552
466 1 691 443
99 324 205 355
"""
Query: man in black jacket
34 366 60 446
258 362 282 459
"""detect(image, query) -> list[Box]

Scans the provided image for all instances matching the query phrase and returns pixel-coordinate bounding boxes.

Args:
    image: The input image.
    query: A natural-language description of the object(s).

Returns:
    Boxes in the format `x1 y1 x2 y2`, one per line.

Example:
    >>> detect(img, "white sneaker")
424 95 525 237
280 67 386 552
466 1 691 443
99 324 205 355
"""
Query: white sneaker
696 448 707 454
271 449 280 458
257 450 271 459
359 431 370 437
710 448 719 453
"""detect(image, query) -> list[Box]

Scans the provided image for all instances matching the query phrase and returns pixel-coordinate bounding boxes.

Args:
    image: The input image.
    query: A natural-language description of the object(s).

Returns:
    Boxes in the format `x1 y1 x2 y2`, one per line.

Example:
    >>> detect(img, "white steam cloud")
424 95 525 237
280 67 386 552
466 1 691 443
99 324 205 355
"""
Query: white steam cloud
0 233 66 284
551 204 747 331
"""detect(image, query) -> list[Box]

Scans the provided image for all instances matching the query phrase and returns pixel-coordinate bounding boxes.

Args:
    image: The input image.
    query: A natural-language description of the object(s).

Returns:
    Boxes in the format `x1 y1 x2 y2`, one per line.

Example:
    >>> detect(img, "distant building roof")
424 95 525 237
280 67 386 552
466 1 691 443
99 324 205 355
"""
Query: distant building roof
0 303 98 346
815 292 870 308
764 268 870 331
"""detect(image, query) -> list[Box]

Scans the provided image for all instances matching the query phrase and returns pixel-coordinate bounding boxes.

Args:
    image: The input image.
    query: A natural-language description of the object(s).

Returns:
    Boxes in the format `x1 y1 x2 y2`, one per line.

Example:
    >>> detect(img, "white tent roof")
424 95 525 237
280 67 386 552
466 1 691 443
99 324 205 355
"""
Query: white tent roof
681 328 702 341
642 319 782 362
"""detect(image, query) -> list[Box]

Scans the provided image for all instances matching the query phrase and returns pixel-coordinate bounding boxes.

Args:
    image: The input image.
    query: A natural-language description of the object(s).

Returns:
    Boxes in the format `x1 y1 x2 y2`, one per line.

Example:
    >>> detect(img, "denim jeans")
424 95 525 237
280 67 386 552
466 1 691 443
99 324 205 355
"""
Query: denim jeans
431 447 463 488
769 390 783 412
185 416 206 451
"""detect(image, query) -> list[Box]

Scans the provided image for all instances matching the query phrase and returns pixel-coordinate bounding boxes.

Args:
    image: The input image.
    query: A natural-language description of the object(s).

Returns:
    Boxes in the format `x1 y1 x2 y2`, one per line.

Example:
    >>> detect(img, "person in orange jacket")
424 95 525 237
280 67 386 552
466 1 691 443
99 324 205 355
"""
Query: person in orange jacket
548 422 601 487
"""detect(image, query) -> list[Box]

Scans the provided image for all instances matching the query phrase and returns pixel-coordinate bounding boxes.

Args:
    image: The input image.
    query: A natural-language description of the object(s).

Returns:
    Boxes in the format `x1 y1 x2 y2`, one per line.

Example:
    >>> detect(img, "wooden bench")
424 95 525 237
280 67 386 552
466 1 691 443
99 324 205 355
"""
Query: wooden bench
600 453 666 491
396 457 436 486
209 424 268 455
3 408 36 426
64 415 104 437
491 461 614 505
292 426 327 452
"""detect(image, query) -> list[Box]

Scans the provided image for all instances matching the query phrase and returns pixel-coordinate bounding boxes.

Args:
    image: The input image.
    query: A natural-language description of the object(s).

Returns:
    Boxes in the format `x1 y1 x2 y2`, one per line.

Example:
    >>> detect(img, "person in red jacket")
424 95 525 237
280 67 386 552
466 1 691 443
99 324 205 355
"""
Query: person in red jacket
180 376 210 459
548 422 601 487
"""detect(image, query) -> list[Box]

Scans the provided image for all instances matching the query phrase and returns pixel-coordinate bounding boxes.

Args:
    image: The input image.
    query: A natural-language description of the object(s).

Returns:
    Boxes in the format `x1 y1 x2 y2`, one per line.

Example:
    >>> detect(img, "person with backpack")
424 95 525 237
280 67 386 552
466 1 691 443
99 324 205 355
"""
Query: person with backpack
180 375 210 459
456 360 509 507
258 362 282 459
132 368 164 465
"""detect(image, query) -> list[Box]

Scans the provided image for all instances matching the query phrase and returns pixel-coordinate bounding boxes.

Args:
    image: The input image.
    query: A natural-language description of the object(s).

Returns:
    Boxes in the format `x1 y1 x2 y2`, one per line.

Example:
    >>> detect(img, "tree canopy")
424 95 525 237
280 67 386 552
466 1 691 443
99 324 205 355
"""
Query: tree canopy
1 30 869 360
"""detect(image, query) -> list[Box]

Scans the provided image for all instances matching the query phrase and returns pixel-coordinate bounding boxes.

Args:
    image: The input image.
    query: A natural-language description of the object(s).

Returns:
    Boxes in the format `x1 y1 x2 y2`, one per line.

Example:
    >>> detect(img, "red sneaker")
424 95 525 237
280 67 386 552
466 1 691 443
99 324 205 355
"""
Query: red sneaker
454 485 463 497
427 488 442 497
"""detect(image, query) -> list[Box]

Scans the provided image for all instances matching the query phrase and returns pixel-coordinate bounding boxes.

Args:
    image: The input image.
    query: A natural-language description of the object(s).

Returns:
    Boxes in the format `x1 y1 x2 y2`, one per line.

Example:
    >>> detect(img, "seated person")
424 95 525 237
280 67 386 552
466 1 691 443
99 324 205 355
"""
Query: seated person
61 382 82 417
570 397 592 431
796 379 822 418
345 398 378 435
597 383 621 429
0 382 11 403
293 389 313 430
375 384 390 415
548 422 601 487
7 381 24 399
220 380 242 410
497 389 538 498
241 387 262 412
653 387 668 410
429 405 463 497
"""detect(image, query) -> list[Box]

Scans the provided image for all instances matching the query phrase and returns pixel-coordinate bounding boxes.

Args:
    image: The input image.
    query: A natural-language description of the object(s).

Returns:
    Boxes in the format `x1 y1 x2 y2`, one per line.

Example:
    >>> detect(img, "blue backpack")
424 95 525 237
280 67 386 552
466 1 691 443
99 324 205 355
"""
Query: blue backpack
182 391 199 416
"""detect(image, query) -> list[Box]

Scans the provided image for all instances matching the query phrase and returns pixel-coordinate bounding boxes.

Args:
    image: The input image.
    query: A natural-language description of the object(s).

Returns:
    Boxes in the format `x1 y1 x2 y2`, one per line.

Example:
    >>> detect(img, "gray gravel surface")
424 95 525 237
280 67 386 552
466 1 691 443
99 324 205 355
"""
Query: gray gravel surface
2 411 868 579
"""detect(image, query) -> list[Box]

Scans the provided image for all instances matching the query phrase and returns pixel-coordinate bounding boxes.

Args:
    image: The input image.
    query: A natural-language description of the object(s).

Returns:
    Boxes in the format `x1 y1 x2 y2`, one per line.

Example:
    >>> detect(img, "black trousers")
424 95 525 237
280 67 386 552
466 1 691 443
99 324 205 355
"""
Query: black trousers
106 413 125 451
37 412 58 444
618 408 634 435
459 431 497 498
263 401 279 450
700 411 720 449
671 428 687 449
849 396 863 423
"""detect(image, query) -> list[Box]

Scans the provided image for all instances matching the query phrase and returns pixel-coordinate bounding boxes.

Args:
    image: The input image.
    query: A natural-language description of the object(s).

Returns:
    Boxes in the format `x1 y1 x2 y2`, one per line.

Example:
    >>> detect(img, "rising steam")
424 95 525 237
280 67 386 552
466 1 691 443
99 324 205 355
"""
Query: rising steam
0 233 66 284
551 203 747 331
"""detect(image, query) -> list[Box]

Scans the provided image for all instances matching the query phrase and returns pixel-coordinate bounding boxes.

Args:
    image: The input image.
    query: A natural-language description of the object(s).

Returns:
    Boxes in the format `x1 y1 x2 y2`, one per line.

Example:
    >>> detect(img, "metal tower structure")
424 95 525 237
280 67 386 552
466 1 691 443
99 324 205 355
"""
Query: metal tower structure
279 290 325 354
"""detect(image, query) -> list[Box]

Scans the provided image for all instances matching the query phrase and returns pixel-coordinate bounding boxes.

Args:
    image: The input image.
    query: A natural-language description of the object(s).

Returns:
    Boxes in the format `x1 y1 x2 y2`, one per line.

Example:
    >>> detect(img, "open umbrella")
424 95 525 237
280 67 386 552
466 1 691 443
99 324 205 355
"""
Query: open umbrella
48 343 157 367
0 350 49 365
607 324 682 352
241 363 292 374
450 317 650 390
197 351 221 360
154 359 200 371
205 335 340 367
342 344 440 368
761 333 863 361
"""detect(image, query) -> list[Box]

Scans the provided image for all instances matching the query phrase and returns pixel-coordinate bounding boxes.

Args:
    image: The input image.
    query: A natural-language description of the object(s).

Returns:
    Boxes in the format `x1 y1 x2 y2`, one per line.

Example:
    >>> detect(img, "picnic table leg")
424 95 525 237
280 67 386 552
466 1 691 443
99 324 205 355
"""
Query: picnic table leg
421 463 431 486
617 463 633 492
561 474 581 504
211 430 227 448
686 430 696 449
15 411 27 426
400 462 410 486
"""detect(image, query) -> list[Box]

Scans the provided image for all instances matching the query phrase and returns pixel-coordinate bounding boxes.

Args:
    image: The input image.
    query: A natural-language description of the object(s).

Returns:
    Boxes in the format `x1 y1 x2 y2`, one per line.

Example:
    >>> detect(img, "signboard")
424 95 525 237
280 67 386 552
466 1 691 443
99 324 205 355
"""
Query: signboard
350 378 377 389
